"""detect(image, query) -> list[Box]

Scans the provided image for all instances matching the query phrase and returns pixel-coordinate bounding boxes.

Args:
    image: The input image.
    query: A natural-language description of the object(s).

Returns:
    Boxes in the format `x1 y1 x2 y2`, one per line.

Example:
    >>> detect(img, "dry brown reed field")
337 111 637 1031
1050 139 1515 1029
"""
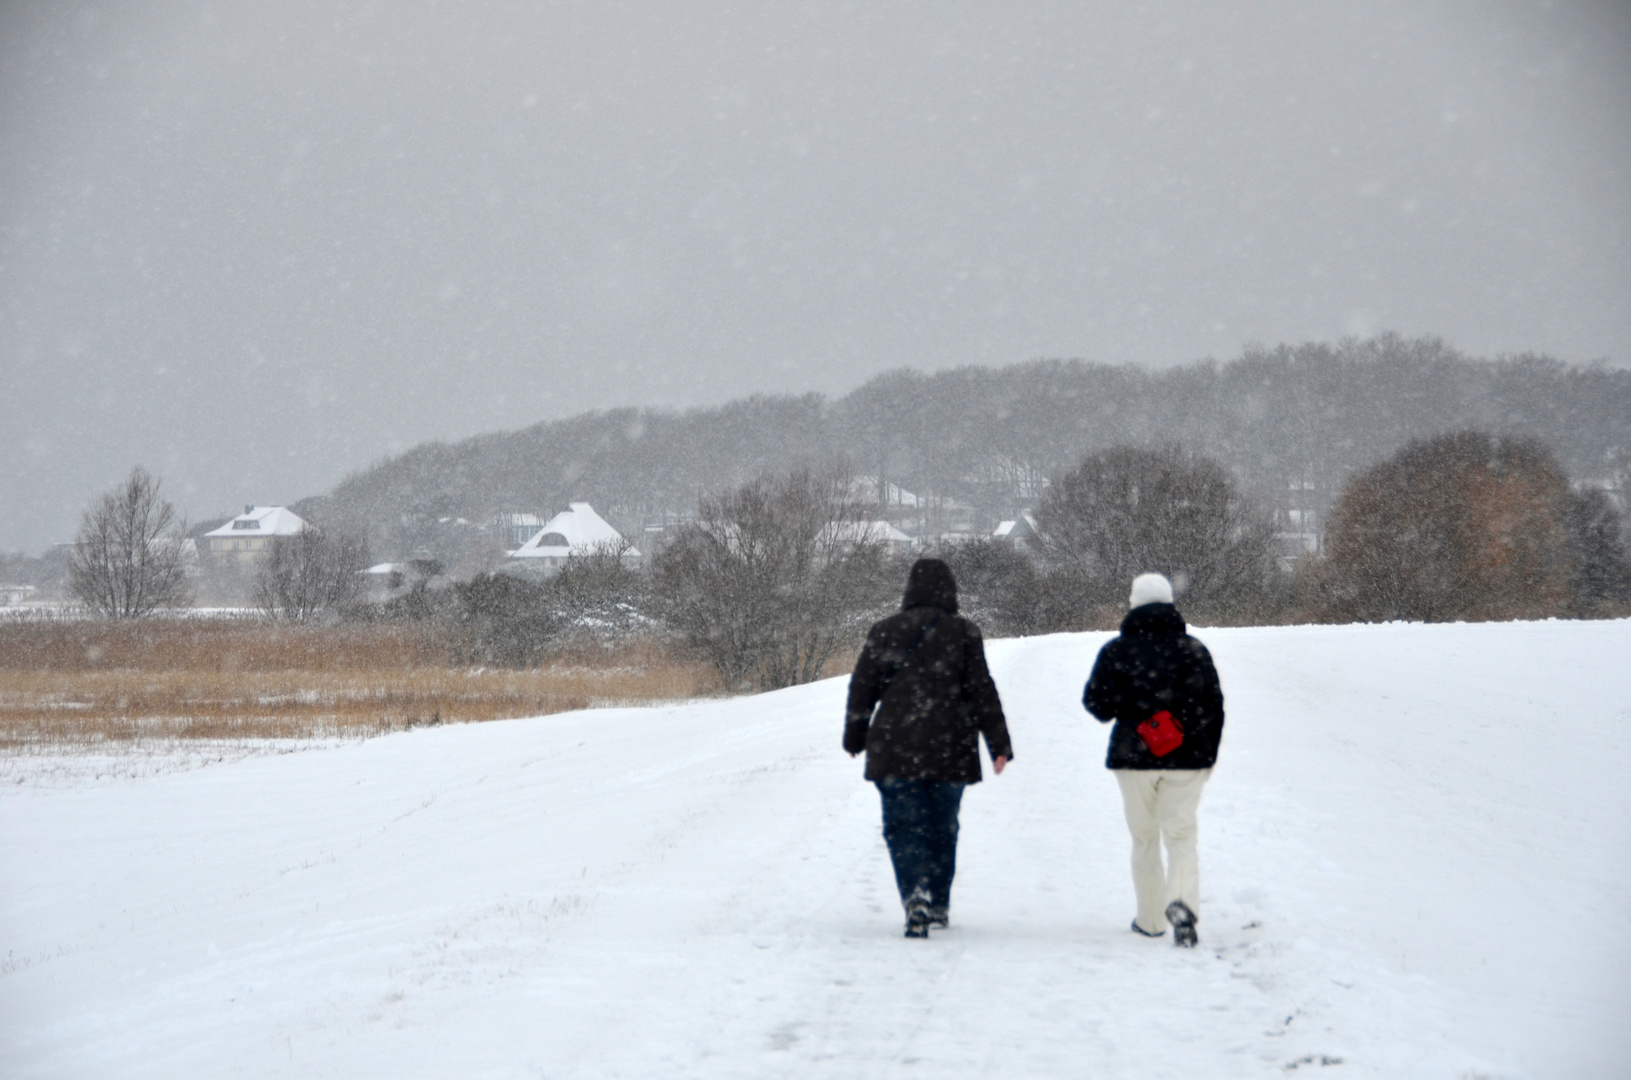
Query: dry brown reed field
0 615 718 752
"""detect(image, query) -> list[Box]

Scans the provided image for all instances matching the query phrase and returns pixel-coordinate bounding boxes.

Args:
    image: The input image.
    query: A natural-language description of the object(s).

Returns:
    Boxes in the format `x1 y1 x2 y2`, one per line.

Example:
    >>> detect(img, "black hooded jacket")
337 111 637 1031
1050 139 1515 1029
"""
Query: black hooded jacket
1083 602 1225 770
844 559 1013 783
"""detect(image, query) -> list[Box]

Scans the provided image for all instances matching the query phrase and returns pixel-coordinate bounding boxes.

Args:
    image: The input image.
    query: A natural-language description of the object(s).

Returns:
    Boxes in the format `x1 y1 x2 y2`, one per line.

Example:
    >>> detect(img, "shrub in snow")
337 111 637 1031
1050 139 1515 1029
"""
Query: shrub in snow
1030 445 1281 625
653 468 894 690
1304 430 1631 622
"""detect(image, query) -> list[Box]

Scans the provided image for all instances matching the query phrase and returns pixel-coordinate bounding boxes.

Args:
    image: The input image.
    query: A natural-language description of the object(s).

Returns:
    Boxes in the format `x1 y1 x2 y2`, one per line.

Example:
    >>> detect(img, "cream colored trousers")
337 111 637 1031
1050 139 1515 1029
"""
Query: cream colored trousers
1113 768 1212 935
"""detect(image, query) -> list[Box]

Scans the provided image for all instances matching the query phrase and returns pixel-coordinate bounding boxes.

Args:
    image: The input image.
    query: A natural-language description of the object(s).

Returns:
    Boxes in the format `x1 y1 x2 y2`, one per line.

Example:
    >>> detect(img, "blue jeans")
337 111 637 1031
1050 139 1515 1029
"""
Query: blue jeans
876 778 966 911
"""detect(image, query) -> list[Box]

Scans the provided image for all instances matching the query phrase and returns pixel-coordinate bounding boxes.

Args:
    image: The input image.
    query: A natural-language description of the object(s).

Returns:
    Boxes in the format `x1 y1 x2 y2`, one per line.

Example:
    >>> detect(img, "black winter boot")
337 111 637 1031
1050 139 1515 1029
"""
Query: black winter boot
904 889 932 939
1166 900 1198 947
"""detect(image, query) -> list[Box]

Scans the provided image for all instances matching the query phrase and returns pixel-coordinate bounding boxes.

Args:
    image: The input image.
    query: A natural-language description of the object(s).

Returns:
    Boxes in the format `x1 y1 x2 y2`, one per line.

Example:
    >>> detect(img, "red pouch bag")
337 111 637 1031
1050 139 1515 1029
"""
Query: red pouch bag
1137 710 1184 757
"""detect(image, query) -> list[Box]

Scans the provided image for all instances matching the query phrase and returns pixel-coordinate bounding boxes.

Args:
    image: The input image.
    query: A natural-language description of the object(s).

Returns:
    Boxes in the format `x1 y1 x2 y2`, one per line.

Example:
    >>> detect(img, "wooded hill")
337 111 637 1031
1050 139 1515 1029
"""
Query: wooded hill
296 334 1631 567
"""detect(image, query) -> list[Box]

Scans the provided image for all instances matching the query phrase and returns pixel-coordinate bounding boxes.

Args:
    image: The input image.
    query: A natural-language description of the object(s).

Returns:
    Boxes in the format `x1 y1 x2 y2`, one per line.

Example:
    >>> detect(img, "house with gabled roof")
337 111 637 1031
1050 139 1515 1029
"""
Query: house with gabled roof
203 506 307 564
508 503 640 574
992 511 1040 552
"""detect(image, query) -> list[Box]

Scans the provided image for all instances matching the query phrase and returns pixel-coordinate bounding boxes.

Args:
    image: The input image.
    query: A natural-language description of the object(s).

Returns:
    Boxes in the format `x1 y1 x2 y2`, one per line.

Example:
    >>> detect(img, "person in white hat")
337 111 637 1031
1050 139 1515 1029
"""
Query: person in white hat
1083 572 1225 947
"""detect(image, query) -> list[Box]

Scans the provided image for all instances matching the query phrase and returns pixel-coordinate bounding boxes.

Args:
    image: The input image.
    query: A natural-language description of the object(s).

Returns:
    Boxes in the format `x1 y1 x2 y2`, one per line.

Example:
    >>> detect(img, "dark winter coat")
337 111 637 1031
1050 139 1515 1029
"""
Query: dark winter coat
844 560 1013 784
1083 602 1224 771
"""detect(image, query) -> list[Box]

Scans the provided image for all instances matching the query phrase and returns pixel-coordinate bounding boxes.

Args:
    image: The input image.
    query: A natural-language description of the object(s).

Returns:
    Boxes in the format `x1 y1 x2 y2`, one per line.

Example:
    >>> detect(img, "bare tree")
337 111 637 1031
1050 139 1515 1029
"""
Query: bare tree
68 466 193 617
254 527 371 622
654 468 891 690
1032 445 1281 622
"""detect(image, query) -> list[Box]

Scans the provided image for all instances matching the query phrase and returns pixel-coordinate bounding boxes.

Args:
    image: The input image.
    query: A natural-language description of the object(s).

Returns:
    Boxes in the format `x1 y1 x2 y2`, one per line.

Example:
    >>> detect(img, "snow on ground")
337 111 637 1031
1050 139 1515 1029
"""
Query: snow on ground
0 739 367 787
2 620 1629 1079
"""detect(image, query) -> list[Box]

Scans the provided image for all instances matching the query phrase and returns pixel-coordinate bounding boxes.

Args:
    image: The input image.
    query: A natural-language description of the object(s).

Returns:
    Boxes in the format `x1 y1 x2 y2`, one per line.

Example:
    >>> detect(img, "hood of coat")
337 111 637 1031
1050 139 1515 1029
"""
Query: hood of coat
1120 601 1186 637
901 557 959 613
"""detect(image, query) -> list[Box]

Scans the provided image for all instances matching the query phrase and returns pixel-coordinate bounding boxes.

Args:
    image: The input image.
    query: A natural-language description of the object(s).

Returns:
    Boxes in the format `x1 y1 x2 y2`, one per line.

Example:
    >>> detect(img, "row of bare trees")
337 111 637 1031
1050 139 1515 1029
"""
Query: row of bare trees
641 449 1285 688
68 467 370 621
61 464 900 692
1000 435 1629 627
354 470 893 686
916 446 1286 636
64 439 1630 688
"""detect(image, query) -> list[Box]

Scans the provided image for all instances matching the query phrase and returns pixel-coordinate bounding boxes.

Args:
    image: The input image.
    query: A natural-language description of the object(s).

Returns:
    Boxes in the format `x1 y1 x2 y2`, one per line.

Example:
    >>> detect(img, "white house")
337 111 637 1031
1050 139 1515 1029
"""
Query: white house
1 583 38 606
203 506 307 564
508 503 640 573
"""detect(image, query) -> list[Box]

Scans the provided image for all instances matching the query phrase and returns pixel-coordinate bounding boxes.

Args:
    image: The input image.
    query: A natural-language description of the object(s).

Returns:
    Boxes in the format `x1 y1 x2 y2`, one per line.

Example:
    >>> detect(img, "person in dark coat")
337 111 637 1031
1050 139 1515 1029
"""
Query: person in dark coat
844 558 1013 938
1083 572 1224 947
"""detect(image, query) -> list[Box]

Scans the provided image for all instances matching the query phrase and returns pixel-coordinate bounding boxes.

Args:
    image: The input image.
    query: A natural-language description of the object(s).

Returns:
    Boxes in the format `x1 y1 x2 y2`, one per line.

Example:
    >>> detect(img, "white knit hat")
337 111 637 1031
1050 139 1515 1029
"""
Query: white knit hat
1129 572 1174 608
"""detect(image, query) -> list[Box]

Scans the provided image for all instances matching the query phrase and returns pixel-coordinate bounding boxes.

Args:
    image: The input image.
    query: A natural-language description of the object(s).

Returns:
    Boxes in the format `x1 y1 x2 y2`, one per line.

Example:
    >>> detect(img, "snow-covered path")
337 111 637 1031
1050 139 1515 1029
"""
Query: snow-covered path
3 621 1629 1079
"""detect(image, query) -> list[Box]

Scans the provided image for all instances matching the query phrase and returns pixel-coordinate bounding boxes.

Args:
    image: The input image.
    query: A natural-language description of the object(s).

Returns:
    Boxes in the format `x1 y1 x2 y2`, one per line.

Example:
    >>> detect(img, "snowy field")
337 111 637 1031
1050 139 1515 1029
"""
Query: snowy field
3 620 1629 1079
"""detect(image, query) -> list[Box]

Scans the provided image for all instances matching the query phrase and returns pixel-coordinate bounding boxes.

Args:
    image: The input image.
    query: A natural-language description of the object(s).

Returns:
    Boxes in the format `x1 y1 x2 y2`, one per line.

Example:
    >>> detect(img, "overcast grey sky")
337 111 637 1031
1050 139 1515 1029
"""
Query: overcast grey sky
3 1 1628 554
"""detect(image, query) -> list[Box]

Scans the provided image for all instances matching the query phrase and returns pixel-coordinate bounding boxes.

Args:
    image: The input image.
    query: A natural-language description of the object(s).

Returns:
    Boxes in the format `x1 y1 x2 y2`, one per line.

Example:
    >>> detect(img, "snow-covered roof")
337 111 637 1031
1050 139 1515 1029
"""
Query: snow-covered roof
510 503 640 559
204 506 307 538
992 511 1038 540
824 519 915 546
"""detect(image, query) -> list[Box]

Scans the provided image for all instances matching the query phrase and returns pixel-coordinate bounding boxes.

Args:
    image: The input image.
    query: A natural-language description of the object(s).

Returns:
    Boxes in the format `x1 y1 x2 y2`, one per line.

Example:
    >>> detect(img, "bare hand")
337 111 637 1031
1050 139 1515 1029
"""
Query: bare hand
993 755 1008 775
